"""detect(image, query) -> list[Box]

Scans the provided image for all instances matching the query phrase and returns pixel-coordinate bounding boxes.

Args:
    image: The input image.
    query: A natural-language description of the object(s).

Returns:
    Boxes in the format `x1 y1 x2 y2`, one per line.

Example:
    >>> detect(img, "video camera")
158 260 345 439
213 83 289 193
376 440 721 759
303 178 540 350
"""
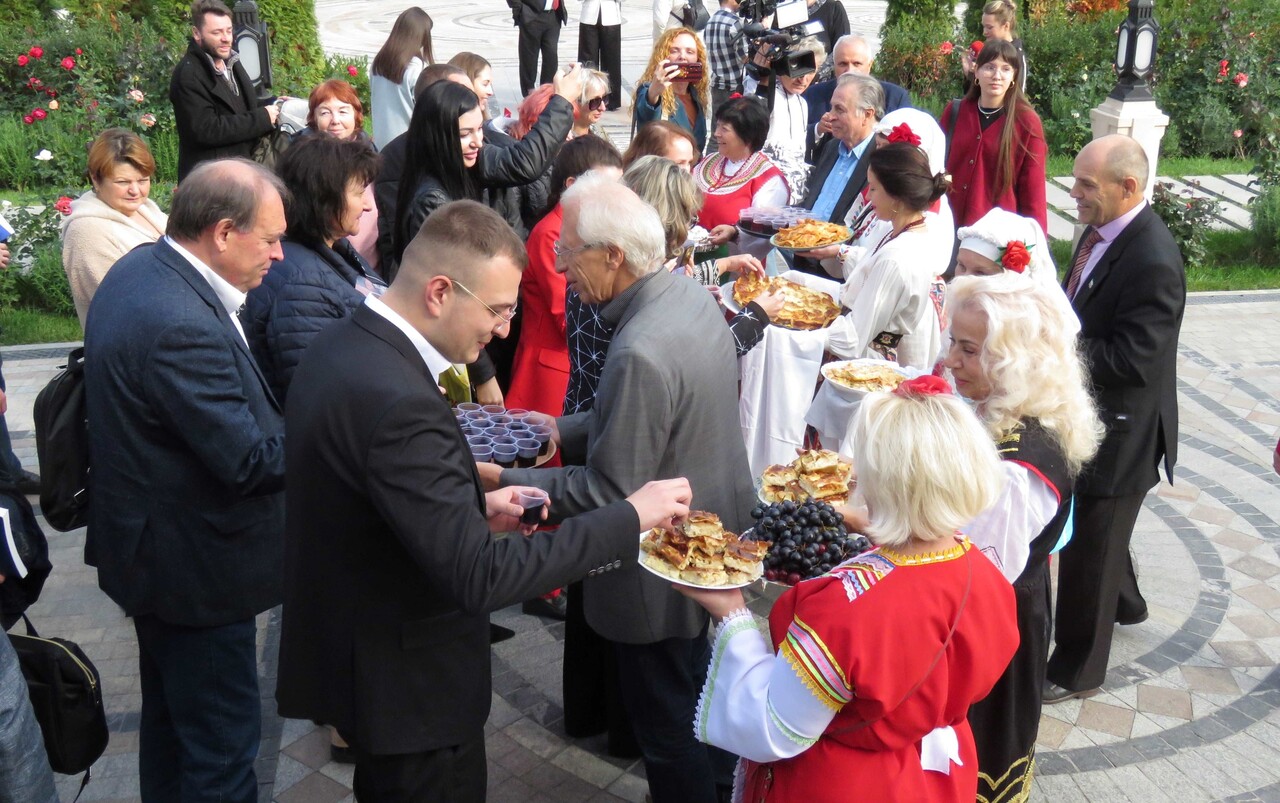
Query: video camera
737 0 824 80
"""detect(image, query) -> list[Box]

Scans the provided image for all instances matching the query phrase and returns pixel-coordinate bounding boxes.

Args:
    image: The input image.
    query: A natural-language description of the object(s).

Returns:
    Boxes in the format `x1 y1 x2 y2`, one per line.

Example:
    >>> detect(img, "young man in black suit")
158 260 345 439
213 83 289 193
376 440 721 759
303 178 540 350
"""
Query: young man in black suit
1045 134 1186 703
84 159 289 801
169 0 279 180
276 200 692 802
517 0 568 96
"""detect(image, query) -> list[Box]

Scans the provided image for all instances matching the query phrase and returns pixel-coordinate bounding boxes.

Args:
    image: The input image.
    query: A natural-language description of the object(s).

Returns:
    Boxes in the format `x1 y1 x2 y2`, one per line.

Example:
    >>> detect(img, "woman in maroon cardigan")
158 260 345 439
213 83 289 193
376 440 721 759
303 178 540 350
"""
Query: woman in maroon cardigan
941 39 1047 236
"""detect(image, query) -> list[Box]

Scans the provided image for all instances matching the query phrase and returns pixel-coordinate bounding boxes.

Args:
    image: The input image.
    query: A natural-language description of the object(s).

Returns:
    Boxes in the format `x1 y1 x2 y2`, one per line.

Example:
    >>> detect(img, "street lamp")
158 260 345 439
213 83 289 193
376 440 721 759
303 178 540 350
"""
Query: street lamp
233 0 273 98
1109 0 1158 103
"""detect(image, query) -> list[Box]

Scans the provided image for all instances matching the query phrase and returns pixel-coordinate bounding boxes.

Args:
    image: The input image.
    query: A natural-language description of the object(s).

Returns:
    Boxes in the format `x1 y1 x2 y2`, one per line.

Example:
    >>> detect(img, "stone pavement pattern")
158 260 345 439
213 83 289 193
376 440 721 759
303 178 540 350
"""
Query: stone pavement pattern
12 288 1280 802
7 0 1277 799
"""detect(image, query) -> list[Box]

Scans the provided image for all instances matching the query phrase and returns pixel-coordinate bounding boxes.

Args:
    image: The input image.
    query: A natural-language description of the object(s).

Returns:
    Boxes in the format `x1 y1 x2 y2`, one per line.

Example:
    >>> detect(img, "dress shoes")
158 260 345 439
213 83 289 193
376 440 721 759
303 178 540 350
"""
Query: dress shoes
521 593 568 621
1116 607 1149 626
1042 681 1100 705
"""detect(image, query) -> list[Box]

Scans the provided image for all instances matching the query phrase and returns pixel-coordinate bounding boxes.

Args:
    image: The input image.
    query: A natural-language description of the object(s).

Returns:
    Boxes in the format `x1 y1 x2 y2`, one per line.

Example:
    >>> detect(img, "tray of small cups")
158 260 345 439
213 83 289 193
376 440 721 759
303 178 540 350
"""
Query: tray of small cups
736 206 813 240
455 403 557 468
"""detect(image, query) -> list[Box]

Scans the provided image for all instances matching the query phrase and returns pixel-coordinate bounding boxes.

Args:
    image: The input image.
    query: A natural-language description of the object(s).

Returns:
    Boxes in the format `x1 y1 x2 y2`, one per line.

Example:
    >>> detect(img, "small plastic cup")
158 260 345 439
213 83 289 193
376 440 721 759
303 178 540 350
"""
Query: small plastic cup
493 444 519 469
506 420 530 434
529 425 553 456
464 409 489 422
491 435 517 448
466 434 493 448
505 408 531 420
515 438 541 468
470 444 494 463
457 402 483 412
518 489 548 525
481 404 505 415
489 414 512 427
523 412 551 428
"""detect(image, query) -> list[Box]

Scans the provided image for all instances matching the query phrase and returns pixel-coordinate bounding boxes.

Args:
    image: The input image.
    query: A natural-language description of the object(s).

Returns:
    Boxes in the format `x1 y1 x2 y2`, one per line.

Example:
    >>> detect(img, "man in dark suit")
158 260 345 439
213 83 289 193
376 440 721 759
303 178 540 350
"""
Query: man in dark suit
793 72 882 276
84 159 289 801
517 0 568 96
803 34 909 162
276 200 692 802
1044 134 1186 703
170 0 279 181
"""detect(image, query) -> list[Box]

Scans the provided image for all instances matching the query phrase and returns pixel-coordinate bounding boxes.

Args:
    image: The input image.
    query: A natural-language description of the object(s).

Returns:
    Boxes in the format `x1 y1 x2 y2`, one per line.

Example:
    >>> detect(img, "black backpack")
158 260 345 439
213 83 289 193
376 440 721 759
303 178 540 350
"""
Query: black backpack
33 347 89 532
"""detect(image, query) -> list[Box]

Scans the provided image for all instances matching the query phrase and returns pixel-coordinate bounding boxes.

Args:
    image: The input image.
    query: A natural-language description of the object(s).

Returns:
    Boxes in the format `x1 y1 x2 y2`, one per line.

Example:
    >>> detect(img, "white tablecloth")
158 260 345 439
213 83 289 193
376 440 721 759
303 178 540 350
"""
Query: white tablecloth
805 361 925 459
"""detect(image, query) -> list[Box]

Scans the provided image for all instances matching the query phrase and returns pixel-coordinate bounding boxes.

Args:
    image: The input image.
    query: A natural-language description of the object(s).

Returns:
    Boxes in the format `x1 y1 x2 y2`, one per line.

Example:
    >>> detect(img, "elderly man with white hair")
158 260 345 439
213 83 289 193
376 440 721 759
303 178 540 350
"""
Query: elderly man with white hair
479 174 756 803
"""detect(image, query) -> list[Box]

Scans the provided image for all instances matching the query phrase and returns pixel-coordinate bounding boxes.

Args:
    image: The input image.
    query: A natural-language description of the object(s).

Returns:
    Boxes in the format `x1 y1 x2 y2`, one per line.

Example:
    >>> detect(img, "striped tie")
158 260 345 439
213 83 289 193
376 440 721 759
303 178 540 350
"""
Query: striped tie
1065 228 1103 299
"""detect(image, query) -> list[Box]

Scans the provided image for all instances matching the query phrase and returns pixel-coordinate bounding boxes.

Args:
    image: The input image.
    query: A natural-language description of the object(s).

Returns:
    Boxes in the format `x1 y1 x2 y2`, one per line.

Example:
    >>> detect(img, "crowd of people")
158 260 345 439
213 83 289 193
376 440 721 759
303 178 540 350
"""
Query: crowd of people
5 0 1194 800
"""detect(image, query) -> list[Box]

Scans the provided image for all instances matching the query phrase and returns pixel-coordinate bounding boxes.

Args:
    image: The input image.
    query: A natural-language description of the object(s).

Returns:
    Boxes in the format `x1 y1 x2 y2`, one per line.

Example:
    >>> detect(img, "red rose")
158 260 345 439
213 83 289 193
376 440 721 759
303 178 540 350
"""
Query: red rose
61 56 75 70
894 375 954 398
1001 240 1031 273
1219 59 1230 77
17 55 29 67
75 48 83 55
55 196 73 215
29 46 43 59
347 64 358 76
1234 72 1249 87
22 115 34 125
887 123 921 147
939 41 954 55
32 108 47 120
46 89 57 98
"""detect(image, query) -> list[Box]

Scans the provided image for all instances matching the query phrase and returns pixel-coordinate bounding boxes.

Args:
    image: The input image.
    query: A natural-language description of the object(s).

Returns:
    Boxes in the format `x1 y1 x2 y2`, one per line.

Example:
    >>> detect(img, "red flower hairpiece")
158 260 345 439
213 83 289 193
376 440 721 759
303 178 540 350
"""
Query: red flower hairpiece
887 123 921 147
893 374 953 397
1000 240 1032 273
729 92 742 99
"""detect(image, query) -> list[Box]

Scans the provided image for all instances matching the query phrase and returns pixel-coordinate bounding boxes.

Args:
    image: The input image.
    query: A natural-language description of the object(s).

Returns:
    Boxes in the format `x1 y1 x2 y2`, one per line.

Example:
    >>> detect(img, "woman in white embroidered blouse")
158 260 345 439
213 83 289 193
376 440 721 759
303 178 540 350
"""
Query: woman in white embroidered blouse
676 379 1019 802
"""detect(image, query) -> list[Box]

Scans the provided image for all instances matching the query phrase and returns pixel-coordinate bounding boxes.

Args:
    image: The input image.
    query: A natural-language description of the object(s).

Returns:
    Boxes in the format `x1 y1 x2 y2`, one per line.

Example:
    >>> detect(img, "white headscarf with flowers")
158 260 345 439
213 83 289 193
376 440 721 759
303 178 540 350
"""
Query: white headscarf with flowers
956 207 1058 288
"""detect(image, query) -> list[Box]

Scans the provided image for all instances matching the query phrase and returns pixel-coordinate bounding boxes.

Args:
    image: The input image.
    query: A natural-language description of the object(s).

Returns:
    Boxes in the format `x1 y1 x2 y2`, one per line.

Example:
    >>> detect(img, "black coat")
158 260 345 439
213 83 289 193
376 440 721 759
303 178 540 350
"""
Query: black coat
801 134 877 223
276 304 637 753
83 240 285 627
169 40 275 181
1067 204 1185 497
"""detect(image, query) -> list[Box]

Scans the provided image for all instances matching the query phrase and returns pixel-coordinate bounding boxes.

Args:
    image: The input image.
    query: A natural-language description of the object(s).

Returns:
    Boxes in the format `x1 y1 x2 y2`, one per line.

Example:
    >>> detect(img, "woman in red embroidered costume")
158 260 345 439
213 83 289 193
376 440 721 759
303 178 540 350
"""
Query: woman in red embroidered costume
693 96 788 252
941 39 1047 236
678 378 1019 802
944 273 1102 802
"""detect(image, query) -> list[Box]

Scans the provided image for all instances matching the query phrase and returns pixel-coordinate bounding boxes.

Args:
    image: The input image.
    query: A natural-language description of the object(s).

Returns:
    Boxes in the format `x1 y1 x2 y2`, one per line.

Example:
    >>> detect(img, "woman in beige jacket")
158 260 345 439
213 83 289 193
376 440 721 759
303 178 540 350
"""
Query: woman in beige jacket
61 128 168 325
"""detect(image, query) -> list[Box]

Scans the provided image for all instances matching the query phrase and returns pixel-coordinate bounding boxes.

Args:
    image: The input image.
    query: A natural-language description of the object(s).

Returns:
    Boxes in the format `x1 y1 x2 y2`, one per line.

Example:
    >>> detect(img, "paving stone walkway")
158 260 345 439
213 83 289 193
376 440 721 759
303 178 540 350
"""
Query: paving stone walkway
7 290 1280 802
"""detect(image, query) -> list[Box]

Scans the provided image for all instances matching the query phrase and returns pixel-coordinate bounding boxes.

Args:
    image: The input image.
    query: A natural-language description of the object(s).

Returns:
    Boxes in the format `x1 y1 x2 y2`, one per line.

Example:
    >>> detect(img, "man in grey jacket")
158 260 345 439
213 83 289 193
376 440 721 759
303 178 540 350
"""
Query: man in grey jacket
481 174 755 803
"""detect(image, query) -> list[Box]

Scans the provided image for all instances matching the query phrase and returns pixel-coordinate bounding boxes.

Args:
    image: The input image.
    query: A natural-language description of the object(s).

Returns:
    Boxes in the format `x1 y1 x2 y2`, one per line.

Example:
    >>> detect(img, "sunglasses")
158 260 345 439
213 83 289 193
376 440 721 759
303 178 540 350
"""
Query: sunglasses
586 96 608 111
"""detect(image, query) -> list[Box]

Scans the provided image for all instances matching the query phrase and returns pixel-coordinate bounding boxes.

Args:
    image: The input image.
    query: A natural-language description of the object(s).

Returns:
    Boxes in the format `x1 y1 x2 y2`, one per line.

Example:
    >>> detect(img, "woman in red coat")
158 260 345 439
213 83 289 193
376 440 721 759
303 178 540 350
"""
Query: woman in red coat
506 136 624 416
942 39 1047 236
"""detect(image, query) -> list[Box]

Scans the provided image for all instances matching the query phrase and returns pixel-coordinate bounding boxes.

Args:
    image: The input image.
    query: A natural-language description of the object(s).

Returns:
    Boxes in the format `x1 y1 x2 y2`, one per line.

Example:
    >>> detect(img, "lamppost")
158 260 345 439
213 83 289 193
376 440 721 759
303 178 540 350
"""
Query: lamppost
1089 0 1168 201
1109 0 1159 103
233 0 273 99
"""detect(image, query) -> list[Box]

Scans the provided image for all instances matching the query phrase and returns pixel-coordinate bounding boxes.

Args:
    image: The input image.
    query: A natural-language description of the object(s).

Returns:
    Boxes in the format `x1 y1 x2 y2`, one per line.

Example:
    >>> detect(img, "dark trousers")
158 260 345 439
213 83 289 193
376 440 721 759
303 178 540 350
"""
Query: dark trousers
578 22 623 109
1047 491 1149 691
518 12 561 95
134 615 260 803
614 628 735 803
352 734 486 803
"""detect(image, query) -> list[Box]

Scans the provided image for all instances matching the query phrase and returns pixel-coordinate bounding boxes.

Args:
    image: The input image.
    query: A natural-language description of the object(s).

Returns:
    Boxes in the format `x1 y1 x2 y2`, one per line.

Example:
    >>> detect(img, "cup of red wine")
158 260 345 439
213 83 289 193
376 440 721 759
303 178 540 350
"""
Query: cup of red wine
518 489 548 525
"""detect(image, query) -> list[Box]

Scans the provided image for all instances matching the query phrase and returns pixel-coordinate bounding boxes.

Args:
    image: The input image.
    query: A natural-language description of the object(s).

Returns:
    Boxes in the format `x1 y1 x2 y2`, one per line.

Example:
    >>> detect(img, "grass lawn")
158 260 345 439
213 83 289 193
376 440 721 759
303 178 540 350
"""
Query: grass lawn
0 308 82 346
1044 156 1253 180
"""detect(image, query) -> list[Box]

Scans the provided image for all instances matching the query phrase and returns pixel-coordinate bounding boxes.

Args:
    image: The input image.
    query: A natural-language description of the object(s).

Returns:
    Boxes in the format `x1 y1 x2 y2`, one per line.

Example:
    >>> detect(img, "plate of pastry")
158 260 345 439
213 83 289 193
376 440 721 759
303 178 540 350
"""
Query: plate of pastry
769 219 852 253
639 511 767 589
757 449 853 507
820 359 917 397
723 273 841 331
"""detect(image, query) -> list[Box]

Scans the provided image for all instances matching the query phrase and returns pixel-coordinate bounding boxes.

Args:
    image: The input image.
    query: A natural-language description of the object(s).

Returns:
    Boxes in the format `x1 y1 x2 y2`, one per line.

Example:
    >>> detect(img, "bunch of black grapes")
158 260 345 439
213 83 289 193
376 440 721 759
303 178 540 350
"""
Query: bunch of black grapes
747 499 872 584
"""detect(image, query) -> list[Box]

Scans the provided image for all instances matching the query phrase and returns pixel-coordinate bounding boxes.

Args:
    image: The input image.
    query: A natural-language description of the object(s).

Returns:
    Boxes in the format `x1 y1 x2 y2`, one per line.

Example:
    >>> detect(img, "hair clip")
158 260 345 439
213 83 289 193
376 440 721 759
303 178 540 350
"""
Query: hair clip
893 374 953 397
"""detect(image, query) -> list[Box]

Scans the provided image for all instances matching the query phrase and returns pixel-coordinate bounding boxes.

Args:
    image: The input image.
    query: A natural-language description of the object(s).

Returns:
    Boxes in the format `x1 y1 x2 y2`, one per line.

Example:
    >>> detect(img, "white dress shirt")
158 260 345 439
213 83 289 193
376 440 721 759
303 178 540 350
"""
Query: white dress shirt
364 295 452 385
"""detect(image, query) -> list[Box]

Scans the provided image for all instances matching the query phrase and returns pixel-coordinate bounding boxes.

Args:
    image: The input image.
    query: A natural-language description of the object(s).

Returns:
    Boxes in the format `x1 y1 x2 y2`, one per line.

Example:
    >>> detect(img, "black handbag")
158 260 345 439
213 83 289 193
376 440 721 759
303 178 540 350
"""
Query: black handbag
677 0 710 31
8 615 108 778
33 347 89 532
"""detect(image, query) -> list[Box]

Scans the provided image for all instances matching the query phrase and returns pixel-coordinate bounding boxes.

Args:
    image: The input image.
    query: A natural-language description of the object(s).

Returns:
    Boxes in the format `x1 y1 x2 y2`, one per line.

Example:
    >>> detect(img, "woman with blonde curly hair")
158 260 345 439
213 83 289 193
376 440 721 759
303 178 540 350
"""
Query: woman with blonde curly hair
677 376 1019 802
633 28 711 151
944 272 1103 803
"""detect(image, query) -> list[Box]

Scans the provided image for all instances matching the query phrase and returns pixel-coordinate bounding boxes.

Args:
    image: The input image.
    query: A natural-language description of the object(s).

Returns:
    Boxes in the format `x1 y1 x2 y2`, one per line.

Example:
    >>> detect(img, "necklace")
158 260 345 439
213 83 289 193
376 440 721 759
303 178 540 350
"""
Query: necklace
873 215 926 253
977 104 1003 119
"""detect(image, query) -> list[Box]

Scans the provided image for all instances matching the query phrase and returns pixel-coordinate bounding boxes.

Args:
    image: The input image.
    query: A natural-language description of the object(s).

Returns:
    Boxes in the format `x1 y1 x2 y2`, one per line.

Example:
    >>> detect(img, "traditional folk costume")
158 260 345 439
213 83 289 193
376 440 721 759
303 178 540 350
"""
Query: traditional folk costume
695 539 1019 803
694 151 789 230
964 419 1073 802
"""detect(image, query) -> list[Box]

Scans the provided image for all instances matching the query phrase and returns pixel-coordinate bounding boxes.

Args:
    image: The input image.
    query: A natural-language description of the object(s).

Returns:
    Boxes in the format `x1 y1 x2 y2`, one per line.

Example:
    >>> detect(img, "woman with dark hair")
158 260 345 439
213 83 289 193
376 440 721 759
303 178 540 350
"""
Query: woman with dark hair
370 6 435 149
941 38 1047 235
244 134 384 403
825 142 952 369
693 96 788 250
508 136 623 416
624 120 700 171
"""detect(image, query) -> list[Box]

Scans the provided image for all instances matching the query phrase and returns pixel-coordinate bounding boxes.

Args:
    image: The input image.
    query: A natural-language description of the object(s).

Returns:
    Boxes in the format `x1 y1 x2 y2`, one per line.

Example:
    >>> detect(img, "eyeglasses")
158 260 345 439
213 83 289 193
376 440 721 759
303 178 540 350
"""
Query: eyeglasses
452 278 518 324
552 240 601 261
586 96 608 111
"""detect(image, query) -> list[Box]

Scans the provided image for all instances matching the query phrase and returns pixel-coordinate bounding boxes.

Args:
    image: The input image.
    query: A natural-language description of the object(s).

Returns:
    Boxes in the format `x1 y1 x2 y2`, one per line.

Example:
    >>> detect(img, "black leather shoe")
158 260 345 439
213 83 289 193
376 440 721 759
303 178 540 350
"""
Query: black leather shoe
13 470 40 496
522 594 568 621
1042 681 1099 705
1116 608 1149 626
